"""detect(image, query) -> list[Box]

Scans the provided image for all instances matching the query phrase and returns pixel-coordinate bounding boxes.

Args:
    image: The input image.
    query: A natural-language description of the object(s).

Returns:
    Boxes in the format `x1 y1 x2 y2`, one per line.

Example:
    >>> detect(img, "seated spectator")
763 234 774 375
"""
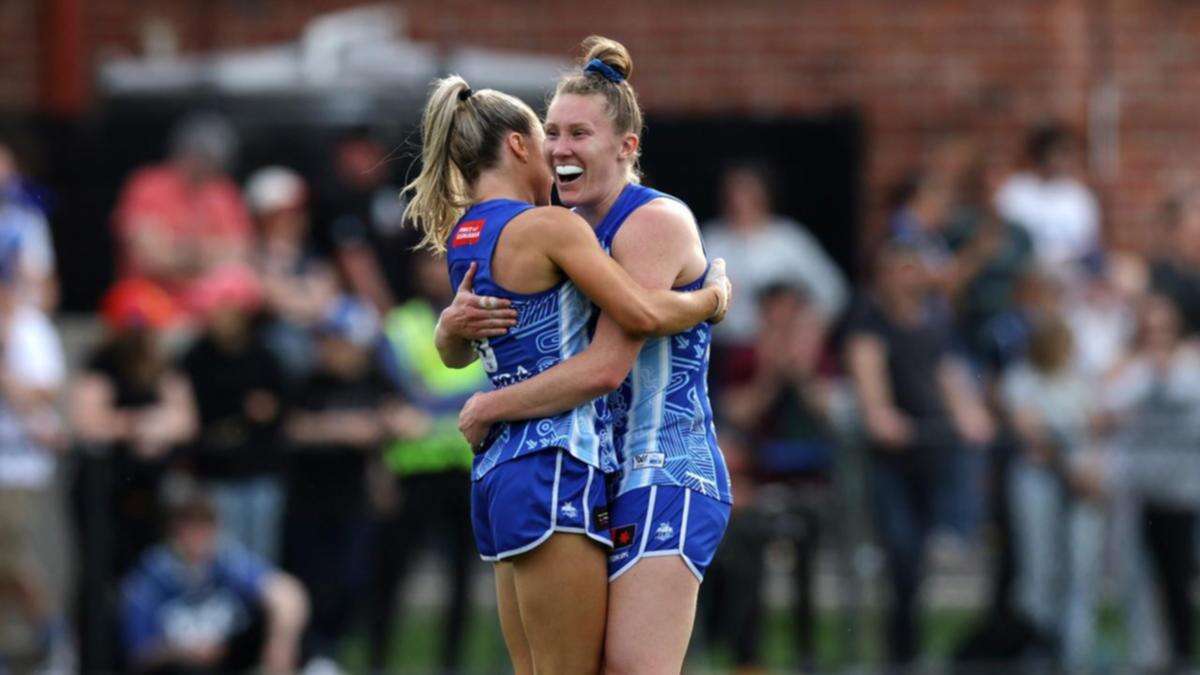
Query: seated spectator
0 141 57 310
0 244 71 669
702 162 847 368
369 253 483 672
707 282 836 670
994 123 1100 270
111 113 252 314
843 240 994 665
121 486 307 675
281 296 412 666
182 266 288 561
244 166 337 381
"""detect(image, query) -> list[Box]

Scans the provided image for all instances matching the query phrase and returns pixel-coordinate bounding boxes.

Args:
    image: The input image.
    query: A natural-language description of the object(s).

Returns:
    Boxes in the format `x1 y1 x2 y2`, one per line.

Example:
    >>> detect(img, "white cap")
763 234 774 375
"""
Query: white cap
244 166 306 215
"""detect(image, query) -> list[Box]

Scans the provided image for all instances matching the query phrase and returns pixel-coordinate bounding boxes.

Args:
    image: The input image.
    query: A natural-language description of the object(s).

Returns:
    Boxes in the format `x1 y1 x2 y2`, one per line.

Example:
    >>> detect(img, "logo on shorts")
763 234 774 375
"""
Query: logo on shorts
559 501 578 520
612 524 637 549
451 219 485 247
655 521 675 542
633 452 665 470
592 506 610 531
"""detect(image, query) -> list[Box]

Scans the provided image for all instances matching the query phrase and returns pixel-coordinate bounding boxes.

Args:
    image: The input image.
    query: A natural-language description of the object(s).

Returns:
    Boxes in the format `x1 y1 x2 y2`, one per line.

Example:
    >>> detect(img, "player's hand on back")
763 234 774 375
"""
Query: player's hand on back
704 258 732 324
440 262 519 340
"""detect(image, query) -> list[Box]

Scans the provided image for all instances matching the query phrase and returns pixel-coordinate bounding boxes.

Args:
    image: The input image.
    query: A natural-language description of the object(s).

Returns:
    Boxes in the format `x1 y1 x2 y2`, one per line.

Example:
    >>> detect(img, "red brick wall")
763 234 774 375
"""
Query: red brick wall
8 0 1200 249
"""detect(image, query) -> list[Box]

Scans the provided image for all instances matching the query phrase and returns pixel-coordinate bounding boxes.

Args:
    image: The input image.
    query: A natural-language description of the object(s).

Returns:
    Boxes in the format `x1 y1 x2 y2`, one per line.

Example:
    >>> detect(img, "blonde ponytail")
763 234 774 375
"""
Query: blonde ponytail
404 76 539 253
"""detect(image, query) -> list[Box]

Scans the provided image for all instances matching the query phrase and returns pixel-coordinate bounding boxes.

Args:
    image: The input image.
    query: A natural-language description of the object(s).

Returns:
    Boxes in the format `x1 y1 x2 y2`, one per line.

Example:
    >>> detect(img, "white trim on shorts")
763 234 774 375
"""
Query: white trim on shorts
482 451 611 563
607 487 704 583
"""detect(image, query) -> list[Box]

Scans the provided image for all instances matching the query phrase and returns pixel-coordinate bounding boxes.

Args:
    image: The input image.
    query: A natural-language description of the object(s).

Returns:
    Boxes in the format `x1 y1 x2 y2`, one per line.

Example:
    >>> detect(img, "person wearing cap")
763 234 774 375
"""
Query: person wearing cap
110 113 253 311
280 296 419 666
181 265 289 562
120 485 308 674
244 166 337 381
71 279 199 580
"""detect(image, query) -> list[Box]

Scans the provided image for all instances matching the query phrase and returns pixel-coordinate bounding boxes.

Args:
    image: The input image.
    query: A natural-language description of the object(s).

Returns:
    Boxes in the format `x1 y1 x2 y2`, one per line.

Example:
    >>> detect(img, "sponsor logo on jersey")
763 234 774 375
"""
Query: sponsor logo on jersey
655 521 675 542
592 506 610 532
452 219 485 247
559 501 578 521
633 452 665 470
611 524 637 549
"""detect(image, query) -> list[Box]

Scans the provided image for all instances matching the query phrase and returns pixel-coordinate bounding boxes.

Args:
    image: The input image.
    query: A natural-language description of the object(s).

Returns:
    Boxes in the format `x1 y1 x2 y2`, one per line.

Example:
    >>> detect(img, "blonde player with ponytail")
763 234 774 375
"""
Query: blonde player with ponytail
454 37 735 673
405 76 728 674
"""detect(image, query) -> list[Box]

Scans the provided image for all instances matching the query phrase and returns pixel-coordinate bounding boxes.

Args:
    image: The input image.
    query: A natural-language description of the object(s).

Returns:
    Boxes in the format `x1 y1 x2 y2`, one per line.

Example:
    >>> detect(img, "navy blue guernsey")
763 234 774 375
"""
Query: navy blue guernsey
593 184 732 504
446 199 615 480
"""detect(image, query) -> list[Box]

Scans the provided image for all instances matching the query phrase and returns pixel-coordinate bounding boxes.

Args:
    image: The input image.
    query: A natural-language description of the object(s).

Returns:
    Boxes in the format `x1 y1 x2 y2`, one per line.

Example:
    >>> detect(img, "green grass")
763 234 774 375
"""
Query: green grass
338 604 1157 673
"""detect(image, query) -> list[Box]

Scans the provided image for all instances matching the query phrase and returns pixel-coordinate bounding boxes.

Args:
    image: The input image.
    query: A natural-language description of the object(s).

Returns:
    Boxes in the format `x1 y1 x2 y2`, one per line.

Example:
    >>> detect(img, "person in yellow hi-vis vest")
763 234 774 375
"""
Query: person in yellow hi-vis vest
367 253 490 672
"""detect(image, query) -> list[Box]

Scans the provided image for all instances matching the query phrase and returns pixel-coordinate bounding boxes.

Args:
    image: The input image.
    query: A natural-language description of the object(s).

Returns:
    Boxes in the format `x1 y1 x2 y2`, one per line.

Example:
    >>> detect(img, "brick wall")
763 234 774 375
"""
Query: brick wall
8 0 1200 249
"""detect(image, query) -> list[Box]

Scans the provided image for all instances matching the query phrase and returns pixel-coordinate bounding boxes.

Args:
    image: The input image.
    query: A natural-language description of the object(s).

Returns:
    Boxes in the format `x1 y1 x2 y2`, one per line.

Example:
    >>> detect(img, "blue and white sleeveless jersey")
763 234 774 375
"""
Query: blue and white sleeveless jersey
446 199 614 481
594 184 732 504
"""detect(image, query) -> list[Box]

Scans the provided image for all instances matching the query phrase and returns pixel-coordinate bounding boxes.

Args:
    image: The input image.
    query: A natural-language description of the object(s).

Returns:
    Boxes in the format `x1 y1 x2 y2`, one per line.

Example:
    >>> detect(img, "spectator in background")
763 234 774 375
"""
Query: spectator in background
709 282 836 670
111 113 252 313
703 162 847 365
281 297 408 668
316 129 407 314
844 241 994 665
1098 293 1200 671
1002 315 1104 664
121 486 307 675
0 241 71 669
368 253 483 672
71 279 198 578
1148 187 1200 334
0 141 57 310
182 266 288 561
245 166 337 381
994 123 1100 270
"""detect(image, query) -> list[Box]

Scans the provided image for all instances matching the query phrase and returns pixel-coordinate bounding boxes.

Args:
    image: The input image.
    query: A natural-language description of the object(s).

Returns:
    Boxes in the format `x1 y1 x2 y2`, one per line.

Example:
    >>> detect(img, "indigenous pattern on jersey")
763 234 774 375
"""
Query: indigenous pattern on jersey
593 184 732 504
446 199 614 480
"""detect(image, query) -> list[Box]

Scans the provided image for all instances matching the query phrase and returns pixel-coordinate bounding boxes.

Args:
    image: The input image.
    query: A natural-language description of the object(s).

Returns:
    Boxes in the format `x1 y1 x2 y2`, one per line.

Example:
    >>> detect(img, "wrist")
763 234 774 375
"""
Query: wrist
475 392 501 425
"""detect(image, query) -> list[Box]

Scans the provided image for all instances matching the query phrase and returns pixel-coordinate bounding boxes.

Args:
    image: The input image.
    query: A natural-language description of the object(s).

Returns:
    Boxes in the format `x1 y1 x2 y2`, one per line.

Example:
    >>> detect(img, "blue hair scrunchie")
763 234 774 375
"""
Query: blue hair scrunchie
584 58 625 84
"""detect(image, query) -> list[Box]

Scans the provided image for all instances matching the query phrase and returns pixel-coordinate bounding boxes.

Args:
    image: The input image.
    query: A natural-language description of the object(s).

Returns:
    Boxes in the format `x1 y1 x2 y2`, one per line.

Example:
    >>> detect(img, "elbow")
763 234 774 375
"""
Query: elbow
620 306 659 338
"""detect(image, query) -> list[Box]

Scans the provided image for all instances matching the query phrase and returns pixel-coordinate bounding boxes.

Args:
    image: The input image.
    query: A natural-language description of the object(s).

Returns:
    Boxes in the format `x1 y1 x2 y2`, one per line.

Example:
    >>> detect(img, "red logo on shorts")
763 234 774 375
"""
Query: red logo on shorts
612 524 636 549
452 219 485 247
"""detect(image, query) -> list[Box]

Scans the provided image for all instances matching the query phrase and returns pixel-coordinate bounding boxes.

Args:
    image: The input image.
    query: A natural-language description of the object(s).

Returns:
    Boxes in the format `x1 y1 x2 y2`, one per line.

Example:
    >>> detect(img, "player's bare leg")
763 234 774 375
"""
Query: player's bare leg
604 557 700 675
494 561 534 675
511 533 608 674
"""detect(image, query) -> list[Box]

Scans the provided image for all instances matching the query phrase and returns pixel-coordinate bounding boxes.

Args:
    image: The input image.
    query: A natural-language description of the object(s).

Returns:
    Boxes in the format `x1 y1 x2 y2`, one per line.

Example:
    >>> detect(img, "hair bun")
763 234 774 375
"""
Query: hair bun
580 35 632 81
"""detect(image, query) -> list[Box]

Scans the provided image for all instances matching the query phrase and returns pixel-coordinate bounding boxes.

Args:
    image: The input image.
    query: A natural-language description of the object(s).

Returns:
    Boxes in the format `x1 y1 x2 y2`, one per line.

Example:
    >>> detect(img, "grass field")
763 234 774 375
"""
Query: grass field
337 606 1045 673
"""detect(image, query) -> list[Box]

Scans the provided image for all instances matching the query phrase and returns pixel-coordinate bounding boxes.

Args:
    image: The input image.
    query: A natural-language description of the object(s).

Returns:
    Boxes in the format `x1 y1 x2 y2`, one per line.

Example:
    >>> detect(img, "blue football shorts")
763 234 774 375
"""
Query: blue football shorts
606 484 731 582
471 449 612 561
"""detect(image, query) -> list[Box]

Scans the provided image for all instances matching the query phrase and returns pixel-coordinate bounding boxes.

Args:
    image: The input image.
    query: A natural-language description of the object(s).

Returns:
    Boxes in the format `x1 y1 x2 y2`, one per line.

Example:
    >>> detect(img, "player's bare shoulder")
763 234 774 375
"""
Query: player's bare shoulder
617 197 701 250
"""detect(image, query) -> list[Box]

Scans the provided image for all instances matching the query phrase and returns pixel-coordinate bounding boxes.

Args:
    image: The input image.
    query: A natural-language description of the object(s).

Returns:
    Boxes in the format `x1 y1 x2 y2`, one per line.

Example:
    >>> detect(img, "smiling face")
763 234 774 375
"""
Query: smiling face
544 93 636 208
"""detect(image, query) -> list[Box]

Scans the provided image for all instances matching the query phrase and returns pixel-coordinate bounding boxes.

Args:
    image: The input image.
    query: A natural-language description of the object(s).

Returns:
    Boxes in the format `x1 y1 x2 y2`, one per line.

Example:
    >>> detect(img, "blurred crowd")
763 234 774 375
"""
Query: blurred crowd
1 111 1200 674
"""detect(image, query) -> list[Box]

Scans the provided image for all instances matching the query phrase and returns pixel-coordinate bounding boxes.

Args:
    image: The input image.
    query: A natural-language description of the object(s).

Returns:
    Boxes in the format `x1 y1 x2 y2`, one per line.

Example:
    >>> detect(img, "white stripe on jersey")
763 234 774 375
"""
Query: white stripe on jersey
559 283 601 468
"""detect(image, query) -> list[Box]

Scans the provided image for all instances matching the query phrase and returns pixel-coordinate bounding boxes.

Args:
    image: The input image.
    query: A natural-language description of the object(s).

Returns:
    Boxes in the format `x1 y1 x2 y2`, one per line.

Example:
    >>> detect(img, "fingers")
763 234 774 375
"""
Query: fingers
458 262 478 292
710 257 726 280
475 294 513 310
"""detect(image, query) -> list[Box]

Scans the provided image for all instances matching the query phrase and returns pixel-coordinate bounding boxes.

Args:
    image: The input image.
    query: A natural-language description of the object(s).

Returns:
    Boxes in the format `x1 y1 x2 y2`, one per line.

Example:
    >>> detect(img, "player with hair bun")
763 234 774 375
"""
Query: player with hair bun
455 36 734 673
405 74 729 673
